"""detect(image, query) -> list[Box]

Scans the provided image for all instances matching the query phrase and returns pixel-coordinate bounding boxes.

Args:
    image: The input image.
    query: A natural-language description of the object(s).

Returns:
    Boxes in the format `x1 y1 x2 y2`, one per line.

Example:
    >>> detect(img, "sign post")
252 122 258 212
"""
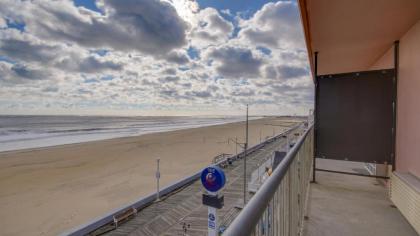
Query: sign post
201 166 226 236
207 197 218 236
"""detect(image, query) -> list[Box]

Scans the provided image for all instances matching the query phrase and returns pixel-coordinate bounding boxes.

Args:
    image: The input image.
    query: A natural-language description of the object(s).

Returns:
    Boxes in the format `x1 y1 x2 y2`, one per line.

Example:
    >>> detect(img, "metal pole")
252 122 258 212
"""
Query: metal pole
312 51 318 183
156 158 160 200
207 191 219 236
235 137 238 155
392 40 399 171
244 104 249 205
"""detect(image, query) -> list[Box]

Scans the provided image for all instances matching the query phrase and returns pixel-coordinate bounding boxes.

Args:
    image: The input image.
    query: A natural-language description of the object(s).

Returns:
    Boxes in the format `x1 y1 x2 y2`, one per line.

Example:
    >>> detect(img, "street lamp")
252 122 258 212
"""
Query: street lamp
243 104 249 205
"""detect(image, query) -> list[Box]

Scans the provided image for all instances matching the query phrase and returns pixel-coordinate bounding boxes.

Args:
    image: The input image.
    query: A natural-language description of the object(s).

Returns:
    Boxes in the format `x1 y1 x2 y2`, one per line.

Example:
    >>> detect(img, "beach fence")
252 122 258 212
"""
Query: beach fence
223 124 314 236
61 123 302 236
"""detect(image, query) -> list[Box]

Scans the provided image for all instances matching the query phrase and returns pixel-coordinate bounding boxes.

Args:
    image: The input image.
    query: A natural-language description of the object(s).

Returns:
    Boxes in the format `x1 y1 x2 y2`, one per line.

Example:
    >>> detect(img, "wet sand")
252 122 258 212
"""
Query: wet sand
0 117 299 236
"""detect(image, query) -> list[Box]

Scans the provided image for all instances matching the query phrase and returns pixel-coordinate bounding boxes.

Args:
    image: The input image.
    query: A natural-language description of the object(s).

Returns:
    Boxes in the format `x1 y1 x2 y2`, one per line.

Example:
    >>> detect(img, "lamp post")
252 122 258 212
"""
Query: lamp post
243 104 249 205
156 158 160 200
235 137 238 155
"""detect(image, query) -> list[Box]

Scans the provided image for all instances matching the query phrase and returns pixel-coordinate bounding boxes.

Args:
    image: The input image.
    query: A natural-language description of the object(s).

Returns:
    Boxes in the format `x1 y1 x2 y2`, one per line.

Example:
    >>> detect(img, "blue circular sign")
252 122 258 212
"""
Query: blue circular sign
201 166 226 192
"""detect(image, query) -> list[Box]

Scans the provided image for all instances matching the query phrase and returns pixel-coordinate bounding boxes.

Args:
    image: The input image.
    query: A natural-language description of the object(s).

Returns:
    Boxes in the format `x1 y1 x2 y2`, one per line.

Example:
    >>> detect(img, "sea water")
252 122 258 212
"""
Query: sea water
0 115 247 152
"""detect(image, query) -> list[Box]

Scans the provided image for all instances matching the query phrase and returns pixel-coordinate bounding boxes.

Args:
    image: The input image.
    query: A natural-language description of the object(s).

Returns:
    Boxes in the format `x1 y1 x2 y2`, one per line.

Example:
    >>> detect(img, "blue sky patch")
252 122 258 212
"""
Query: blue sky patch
178 66 190 71
0 56 17 64
6 19 25 32
84 78 99 83
197 0 277 16
187 47 200 60
90 49 108 57
257 46 272 55
73 0 102 13
101 75 114 81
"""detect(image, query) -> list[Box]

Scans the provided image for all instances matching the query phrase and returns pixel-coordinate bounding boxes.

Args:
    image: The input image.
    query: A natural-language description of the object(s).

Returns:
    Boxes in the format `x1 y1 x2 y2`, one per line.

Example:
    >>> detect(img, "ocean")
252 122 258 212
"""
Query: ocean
0 115 247 152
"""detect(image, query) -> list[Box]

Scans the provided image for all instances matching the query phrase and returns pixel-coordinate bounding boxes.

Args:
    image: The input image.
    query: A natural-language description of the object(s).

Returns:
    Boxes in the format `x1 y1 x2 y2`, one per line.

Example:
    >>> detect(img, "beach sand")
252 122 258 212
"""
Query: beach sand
0 117 300 236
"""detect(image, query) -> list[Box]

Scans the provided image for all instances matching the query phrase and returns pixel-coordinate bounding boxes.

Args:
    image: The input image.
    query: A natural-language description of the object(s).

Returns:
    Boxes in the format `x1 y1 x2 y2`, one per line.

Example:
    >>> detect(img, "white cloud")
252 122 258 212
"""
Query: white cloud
205 46 263 78
0 17 6 28
238 1 305 49
0 0 188 56
189 8 234 49
0 0 313 116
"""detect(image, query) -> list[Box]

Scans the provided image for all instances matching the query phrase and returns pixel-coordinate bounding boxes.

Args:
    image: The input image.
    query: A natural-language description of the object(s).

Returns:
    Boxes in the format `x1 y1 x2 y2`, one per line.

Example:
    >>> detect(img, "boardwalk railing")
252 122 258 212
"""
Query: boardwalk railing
224 125 314 236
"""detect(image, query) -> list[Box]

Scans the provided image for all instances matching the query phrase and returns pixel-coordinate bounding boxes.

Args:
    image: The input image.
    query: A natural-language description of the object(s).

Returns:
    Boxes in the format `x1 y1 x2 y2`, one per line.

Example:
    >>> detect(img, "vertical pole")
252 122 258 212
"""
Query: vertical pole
257 163 260 183
244 104 249 205
208 205 218 236
392 41 399 171
235 137 238 155
156 158 160 200
312 51 318 183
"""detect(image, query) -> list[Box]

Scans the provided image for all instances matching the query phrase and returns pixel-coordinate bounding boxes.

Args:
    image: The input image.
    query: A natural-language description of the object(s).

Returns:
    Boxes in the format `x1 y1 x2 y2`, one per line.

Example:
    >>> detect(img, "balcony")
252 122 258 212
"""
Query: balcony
304 159 417 236
224 126 419 236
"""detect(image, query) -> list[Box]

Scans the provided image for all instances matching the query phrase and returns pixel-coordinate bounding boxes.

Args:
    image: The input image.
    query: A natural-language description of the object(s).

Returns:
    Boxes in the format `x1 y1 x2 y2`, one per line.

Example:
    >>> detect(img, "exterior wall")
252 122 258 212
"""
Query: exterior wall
370 20 420 178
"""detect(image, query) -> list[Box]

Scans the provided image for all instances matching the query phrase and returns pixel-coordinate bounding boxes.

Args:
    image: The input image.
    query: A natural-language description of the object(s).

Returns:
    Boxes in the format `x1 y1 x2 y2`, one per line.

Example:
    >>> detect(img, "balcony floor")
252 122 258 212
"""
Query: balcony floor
303 159 418 236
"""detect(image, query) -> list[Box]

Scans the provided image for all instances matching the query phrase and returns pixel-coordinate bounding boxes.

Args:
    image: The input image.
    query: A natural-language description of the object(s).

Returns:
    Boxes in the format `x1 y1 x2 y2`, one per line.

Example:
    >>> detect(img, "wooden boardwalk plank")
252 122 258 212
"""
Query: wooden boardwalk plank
102 131 301 236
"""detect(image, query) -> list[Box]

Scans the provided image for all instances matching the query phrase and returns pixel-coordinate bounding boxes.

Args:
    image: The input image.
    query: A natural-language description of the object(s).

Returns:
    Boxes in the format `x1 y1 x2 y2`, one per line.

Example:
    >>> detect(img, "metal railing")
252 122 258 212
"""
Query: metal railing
224 125 314 236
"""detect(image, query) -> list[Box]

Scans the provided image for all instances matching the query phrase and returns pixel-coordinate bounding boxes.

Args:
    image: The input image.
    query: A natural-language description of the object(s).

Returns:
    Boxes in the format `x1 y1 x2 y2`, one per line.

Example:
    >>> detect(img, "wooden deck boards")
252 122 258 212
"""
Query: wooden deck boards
103 137 289 236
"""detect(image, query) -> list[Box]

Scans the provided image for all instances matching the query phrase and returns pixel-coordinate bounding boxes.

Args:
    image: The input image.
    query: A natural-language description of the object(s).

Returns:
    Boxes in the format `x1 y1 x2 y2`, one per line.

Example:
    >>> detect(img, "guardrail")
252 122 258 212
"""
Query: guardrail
61 123 302 236
223 125 314 236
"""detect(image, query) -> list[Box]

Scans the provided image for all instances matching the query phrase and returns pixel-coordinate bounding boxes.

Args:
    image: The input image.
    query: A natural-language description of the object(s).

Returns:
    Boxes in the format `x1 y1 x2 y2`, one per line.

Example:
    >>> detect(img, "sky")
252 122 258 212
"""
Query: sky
0 0 314 116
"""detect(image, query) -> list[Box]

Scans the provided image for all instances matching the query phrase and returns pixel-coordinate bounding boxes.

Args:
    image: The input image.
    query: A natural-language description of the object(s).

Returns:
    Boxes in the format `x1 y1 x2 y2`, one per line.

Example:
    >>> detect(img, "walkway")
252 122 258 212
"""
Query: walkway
304 159 418 236
90 128 298 236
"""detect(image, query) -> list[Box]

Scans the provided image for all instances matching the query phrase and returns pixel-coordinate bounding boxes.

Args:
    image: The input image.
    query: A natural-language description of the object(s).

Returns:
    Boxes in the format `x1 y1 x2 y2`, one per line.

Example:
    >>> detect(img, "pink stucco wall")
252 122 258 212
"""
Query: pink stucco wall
371 20 420 178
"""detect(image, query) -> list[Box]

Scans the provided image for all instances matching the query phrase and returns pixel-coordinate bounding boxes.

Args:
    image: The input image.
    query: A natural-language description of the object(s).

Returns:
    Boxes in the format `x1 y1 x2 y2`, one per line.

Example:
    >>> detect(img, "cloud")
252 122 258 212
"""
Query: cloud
0 36 59 63
277 65 308 79
0 17 6 28
0 29 123 74
165 51 190 65
190 8 234 48
42 86 59 93
207 11 233 33
238 1 304 49
231 89 255 97
159 76 180 83
0 0 188 56
188 90 212 98
55 55 123 73
220 9 232 16
207 46 263 78
160 89 179 98
264 64 309 79
10 64 50 80
163 68 177 75
0 0 314 116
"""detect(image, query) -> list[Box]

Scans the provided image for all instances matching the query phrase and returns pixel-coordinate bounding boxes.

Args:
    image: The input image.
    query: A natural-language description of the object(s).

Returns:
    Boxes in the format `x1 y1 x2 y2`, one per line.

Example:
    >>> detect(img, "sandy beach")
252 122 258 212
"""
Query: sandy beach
0 117 299 236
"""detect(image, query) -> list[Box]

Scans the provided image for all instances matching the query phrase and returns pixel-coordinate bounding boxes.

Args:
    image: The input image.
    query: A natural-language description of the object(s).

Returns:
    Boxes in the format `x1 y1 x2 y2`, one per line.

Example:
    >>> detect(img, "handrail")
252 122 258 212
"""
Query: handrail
223 124 313 236
61 123 302 236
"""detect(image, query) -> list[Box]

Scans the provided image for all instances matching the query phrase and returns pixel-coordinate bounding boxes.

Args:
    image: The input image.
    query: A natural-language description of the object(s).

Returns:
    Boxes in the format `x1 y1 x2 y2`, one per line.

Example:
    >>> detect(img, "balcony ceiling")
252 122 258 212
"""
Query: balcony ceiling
299 0 420 76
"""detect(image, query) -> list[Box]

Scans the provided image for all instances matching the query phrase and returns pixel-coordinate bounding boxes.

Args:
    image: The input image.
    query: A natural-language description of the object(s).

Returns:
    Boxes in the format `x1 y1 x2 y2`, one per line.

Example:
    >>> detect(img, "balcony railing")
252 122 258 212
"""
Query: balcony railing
224 125 314 236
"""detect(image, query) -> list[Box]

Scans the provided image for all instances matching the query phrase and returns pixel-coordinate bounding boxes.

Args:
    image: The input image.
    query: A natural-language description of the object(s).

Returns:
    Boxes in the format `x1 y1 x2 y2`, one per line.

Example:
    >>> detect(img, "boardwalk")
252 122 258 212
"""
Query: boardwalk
91 128 299 236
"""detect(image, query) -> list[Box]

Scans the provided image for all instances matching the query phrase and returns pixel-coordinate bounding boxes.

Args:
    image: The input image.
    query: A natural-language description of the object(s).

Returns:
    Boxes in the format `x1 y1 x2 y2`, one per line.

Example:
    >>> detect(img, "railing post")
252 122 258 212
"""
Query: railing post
312 51 318 183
